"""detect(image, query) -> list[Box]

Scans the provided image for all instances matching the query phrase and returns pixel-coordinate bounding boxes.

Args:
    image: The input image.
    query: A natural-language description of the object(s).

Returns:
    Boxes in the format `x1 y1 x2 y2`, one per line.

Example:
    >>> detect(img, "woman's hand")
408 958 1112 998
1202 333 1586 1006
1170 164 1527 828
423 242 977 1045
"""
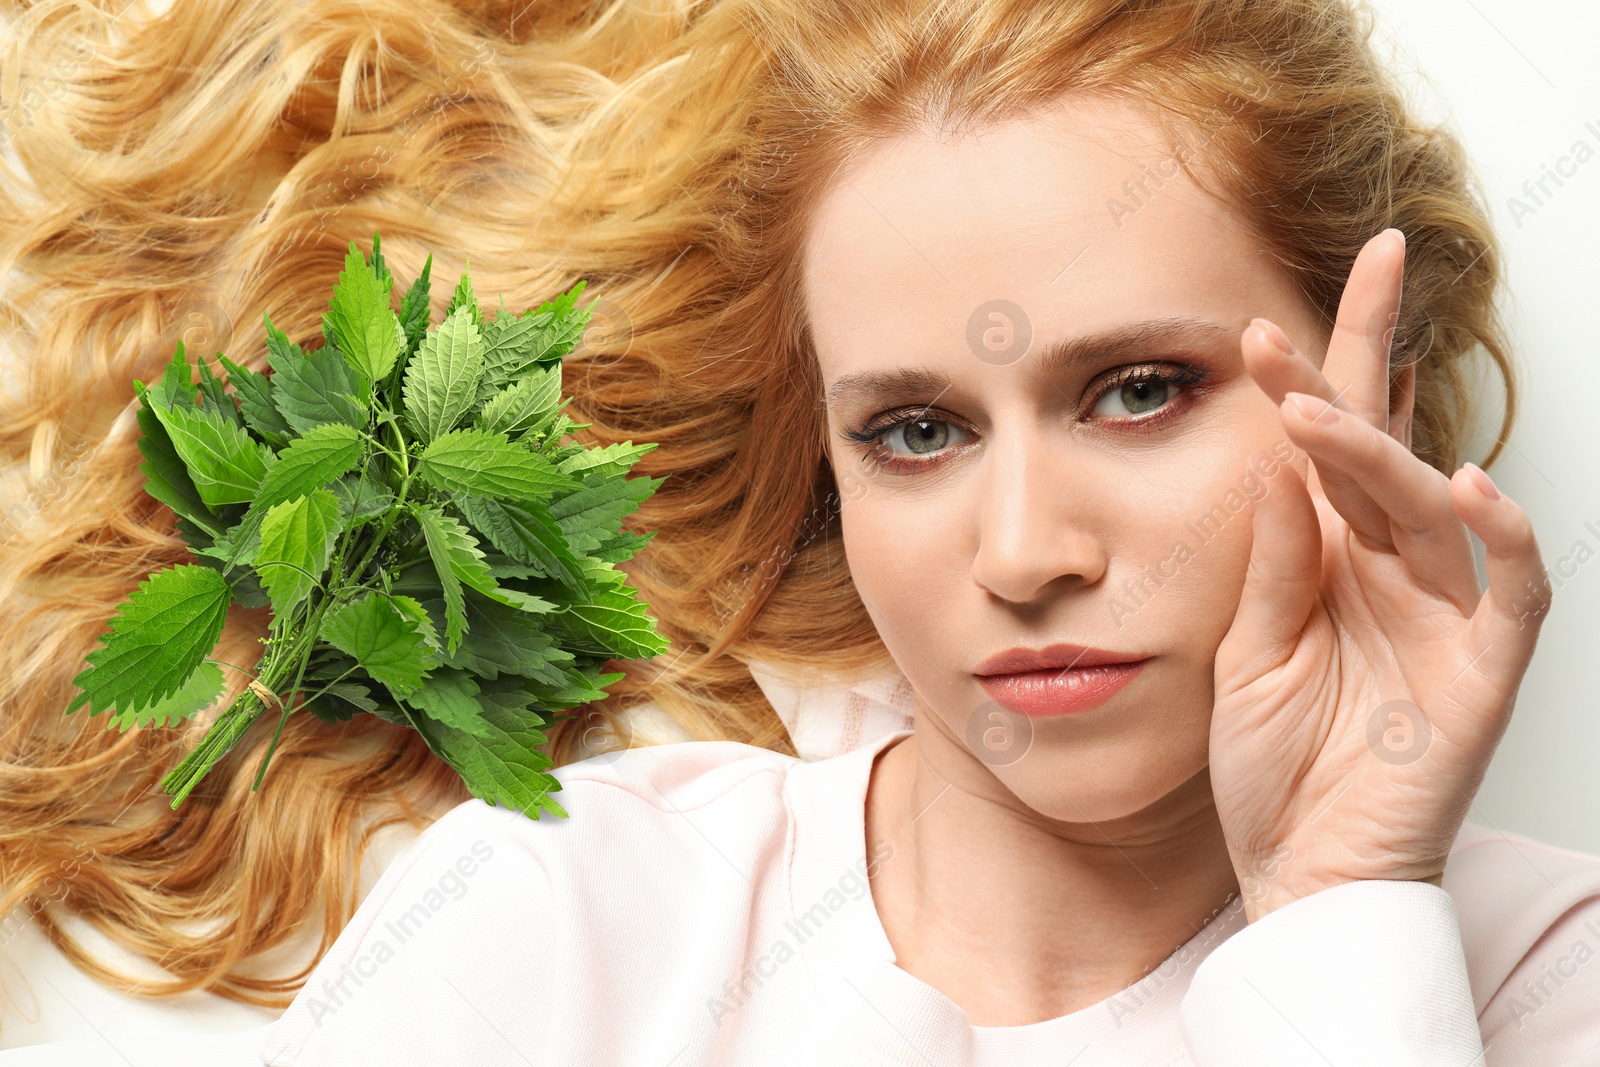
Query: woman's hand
1209 227 1553 923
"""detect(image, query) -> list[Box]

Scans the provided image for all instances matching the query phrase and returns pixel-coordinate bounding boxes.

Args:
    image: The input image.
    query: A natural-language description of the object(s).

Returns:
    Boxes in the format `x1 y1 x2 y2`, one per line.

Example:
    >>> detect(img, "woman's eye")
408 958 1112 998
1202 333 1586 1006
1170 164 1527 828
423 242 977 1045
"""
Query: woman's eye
1088 367 1203 425
1092 370 1184 419
883 419 967 456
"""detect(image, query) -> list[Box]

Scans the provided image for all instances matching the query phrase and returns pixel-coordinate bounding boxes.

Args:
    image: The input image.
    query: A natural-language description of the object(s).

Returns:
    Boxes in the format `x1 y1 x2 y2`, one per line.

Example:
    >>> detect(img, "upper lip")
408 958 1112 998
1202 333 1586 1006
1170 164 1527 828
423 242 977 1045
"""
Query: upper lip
973 643 1151 676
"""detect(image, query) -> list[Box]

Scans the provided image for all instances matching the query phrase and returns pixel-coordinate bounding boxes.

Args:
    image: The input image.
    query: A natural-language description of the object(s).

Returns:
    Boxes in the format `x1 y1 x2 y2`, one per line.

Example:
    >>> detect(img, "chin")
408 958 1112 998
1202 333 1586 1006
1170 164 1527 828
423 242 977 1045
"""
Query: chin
994 748 1211 826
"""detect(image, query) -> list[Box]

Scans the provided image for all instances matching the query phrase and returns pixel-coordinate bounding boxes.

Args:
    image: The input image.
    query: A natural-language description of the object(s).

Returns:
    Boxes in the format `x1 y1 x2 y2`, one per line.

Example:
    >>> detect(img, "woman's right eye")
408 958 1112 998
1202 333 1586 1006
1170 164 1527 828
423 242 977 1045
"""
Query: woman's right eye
882 418 968 456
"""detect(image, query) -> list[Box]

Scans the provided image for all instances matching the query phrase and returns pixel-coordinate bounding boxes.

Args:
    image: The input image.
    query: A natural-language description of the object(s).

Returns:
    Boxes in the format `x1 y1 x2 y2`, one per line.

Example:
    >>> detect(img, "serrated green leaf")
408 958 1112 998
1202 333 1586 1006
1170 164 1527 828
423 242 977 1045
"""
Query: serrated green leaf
445 265 482 332
147 344 199 411
106 660 225 732
554 583 669 660
256 489 342 612
304 679 379 724
388 592 443 654
430 586 558 680
397 255 433 356
548 475 662 554
219 355 294 447
402 306 486 444
267 312 371 434
133 381 227 538
369 231 395 292
402 667 492 737
475 366 561 440
481 281 592 382
194 354 243 427
254 423 364 510
415 700 567 819
555 440 658 485
145 399 272 509
320 591 436 697
414 427 576 501
481 586 556 614
325 241 402 384
194 512 263 568
330 469 393 528
451 494 585 593
592 527 657 563
410 502 497 655
66 564 233 718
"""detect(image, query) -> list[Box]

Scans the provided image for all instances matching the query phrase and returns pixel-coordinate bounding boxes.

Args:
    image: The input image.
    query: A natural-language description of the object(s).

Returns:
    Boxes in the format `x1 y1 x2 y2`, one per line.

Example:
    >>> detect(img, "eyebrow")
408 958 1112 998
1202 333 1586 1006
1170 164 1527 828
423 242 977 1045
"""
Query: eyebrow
821 316 1234 410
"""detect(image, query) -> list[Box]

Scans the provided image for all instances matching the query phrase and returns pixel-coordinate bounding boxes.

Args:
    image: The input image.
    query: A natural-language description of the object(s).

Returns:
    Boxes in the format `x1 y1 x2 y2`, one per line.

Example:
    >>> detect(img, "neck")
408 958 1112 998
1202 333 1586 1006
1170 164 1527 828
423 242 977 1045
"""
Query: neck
864 717 1240 1027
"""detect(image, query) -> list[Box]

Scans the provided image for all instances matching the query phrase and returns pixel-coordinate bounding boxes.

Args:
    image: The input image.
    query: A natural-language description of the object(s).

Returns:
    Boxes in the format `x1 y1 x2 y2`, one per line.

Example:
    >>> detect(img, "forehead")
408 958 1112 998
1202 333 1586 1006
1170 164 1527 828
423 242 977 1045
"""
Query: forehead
799 95 1292 385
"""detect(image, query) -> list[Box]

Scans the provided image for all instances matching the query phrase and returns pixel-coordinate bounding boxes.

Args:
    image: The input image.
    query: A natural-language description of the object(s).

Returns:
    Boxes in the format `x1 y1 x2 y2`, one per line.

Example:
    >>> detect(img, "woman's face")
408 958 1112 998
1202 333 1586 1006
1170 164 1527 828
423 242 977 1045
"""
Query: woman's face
802 95 1333 825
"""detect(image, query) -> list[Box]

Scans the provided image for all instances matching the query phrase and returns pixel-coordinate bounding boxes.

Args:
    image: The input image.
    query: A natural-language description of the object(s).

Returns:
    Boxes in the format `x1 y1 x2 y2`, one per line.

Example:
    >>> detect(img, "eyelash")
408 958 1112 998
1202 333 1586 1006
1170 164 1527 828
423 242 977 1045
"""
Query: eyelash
840 363 1210 475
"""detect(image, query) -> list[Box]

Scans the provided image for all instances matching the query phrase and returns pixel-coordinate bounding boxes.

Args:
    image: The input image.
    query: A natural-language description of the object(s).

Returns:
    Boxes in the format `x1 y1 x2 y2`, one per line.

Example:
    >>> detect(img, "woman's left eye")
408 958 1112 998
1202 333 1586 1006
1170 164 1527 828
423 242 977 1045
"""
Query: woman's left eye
1091 364 1207 422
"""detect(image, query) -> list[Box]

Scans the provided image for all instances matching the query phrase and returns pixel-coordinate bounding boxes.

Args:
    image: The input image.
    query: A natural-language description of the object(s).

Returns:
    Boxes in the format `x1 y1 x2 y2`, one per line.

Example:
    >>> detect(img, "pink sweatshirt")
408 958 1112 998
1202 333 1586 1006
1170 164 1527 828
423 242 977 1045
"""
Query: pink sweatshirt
259 726 1600 1066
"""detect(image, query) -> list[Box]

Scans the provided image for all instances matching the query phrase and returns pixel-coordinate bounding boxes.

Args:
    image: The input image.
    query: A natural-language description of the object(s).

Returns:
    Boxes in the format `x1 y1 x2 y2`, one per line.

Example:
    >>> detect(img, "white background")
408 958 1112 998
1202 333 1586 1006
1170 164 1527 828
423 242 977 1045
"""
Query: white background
1362 0 1600 856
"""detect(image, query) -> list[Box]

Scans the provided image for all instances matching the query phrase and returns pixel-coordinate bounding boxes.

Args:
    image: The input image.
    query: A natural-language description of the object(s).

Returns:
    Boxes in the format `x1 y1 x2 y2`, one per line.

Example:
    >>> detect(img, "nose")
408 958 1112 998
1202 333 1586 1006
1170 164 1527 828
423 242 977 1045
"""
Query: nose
969 427 1108 604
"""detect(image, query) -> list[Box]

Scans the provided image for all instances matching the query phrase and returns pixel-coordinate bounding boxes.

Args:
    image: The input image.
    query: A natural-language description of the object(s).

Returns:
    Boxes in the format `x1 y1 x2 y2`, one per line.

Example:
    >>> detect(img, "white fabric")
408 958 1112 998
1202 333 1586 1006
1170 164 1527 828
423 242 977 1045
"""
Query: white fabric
740 657 915 762
250 726 1600 1066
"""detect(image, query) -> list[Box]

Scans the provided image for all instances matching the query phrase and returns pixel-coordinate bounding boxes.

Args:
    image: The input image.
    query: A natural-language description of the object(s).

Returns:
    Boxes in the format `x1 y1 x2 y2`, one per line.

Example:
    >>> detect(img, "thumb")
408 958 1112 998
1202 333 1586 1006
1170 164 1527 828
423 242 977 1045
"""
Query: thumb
1218 448 1323 683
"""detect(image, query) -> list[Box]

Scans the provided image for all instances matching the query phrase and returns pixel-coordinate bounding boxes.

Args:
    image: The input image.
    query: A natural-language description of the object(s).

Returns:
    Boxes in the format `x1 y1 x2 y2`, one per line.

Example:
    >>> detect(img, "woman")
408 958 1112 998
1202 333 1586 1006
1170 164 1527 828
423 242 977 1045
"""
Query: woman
1 0 1596 1062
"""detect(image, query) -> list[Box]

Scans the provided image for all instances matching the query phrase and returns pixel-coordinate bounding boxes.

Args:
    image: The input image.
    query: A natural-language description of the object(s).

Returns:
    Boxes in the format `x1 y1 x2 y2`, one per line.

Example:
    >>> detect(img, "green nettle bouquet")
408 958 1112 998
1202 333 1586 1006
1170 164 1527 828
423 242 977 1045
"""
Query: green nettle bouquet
66 234 668 818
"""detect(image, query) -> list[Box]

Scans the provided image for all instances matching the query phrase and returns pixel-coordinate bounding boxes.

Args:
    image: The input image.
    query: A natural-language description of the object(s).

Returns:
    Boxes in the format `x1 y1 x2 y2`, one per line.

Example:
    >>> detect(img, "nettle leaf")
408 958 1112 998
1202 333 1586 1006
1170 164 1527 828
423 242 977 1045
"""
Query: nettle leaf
397 255 434 356
445 265 483 332
67 564 233 719
476 366 561 440
409 501 497 655
554 581 670 660
266 312 372 434
481 282 593 382
414 427 577 500
330 469 393 529
194 354 243 428
452 493 585 594
219 355 294 447
414 699 567 819
146 345 200 411
106 660 225 732
555 440 658 484
548 474 662 554
402 667 491 737
195 511 264 568
320 591 436 698
325 241 403 385
254 423 364 510
114 237 669 817
146 397 272 509
434 586 559 680
133 381 227 538
256 489 343 612
402 305 486 444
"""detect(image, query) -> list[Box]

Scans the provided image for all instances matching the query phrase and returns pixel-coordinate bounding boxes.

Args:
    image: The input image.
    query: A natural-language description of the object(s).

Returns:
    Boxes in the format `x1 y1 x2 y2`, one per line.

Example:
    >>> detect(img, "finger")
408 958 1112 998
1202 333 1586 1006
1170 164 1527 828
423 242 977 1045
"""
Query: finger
1451 463 1551 690
1324 228 1406 431
1219 448 1322 680
1279 390 1479 611
1243 320 1391 542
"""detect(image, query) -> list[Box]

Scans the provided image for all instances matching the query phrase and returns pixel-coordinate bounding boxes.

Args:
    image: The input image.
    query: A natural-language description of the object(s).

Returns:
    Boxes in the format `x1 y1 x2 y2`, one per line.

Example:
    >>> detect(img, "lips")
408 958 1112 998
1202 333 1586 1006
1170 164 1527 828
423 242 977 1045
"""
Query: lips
974 644 1151 718
973 643 1149 676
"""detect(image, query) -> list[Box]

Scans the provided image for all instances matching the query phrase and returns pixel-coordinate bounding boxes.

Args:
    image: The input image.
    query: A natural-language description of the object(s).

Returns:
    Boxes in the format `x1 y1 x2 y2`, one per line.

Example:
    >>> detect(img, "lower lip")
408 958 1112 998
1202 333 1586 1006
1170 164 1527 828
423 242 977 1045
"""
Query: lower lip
976 659 1150 718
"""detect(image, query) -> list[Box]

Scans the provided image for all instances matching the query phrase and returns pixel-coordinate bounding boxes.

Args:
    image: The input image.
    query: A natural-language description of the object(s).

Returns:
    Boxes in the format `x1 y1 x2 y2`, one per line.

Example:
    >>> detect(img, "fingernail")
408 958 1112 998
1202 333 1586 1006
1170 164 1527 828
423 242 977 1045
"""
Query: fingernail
1385 227 1405 249
1255 318 1296 356
1287 391 1338 425
1463 461 1499 500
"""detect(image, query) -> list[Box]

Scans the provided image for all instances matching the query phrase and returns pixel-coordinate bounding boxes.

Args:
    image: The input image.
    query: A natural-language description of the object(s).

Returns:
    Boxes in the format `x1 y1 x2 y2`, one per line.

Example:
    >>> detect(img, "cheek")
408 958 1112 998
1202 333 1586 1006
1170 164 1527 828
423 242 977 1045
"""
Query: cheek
839 494 968 670
1111 438 1283 649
